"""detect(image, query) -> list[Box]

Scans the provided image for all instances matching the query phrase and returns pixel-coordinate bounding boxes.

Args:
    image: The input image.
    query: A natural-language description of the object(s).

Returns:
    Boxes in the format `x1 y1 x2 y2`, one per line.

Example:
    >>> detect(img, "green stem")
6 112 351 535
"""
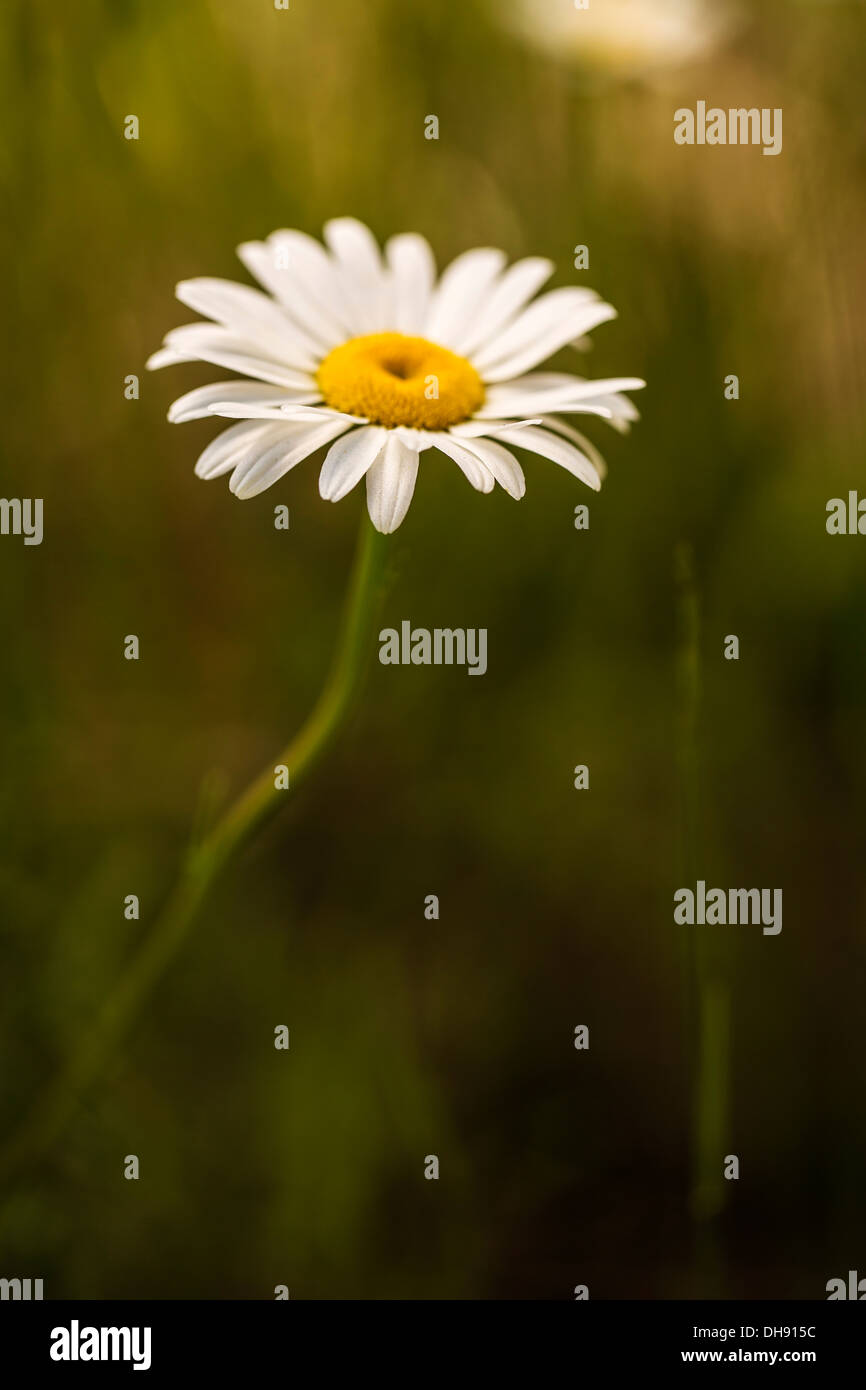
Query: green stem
675 542 730 1290
0 509 390 1188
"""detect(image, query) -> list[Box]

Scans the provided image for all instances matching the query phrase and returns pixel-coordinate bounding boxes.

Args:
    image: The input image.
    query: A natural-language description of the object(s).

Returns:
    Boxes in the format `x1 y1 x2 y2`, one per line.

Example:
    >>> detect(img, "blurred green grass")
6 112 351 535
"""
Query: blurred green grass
1 0 865 1297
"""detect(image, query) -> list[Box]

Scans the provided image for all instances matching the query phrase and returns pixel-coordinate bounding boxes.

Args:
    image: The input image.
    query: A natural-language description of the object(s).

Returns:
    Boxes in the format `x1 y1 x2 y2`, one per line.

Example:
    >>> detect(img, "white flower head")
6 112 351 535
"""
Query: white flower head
500 0 738 79
148 219 645 534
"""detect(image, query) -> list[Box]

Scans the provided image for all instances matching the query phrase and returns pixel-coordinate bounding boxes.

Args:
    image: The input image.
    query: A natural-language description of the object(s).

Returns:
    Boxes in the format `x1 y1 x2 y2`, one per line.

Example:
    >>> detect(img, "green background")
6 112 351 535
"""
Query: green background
1 0 865 1298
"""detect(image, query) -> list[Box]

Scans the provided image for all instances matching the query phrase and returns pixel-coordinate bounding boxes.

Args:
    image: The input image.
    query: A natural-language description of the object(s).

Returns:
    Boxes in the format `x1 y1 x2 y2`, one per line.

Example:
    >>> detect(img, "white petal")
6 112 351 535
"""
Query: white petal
540 416 609 481
485 424 601 491
424 248 506 349
385 233 436 335
193 420 288 480
277 403 360 419
485 371 583 391
323 218 388 333
479 375 646 417
318 425 388 502
458 257 555 357
324 217 382 272
205 399 324 420
230 417 354 499
451 419 544 443
430 433 496 494
160 324 315 390
478 398 613 421
390 426 438 451
445 436 526 499
175 278 322 369
146 348 188 370
168 381 302 423
473 290 617 381
161 322 274 355
588 391 642 433
503 376 640 430
365 434 419 533
237 238 349 348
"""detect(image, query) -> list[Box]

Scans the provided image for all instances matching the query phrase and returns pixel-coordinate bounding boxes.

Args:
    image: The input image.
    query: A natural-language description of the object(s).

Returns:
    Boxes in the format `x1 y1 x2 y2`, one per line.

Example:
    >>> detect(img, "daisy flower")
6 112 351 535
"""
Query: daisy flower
148 218 645 533
498 0 739 80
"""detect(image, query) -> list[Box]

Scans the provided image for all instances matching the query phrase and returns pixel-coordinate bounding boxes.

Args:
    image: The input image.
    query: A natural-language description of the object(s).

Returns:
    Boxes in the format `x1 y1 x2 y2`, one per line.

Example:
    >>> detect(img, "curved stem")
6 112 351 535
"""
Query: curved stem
0 510 391 1187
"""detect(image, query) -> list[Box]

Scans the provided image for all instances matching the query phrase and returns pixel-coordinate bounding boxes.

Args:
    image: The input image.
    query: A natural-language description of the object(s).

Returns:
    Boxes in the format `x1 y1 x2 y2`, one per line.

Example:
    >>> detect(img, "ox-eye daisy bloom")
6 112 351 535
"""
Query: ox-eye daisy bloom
148 218 644 533
499 0 738 79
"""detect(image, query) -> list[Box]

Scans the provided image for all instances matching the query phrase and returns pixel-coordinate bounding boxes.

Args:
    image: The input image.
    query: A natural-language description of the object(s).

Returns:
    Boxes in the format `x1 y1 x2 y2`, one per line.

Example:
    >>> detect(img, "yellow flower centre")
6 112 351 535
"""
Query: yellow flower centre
316 332 484 430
